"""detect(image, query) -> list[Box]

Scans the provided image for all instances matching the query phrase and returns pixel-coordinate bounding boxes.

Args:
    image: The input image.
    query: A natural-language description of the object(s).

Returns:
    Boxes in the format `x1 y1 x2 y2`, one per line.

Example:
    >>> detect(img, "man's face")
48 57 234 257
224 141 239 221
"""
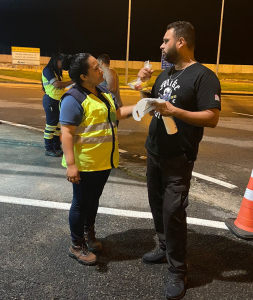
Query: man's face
160 29 179 64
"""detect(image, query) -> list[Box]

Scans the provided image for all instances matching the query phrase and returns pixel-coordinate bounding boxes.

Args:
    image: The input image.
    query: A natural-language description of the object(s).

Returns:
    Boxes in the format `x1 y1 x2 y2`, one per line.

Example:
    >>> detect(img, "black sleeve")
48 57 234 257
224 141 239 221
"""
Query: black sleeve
196 73 221 111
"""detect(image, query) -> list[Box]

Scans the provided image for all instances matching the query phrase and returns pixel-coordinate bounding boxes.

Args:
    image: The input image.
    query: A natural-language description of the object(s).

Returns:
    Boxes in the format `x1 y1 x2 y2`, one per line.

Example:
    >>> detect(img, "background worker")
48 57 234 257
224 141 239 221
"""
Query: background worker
59 53 134 266
97 54 123 108
42 52 73 157
138 21 221 300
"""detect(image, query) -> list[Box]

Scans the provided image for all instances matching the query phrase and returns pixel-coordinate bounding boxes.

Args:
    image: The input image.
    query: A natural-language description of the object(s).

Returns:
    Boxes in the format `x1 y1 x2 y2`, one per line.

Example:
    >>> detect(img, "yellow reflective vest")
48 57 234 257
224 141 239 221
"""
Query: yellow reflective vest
42 66 65 100
60 84 119 172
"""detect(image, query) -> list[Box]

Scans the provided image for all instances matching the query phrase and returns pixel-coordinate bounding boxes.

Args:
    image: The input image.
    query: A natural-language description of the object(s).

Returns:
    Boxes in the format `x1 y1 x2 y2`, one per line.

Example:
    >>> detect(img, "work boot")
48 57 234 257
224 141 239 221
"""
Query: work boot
68 241 97 266
84 226 102 253
142 247 167 264
45 149 62 157
55 149 63 156
166 272 187 300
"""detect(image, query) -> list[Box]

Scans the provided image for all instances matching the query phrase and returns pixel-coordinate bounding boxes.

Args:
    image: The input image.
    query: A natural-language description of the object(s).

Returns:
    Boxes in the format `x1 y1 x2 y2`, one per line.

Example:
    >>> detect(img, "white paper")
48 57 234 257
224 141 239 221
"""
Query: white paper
132 98 178 135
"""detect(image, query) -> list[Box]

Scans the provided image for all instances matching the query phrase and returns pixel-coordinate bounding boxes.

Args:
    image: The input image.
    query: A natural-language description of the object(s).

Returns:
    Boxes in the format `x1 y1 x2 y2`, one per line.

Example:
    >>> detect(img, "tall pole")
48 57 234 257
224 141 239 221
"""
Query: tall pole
216 0 225 76
125 0 132 85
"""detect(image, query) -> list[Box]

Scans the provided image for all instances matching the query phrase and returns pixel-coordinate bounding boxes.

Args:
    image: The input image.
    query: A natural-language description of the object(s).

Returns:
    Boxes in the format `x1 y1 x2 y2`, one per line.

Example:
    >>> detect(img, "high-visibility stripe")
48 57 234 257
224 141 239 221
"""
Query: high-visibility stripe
45 125 57 130
73 135 112 144
42 78 57 86
75 121 116 134
44 132 54 138
49 78 57 84
244 188 253 201
54 130 61 136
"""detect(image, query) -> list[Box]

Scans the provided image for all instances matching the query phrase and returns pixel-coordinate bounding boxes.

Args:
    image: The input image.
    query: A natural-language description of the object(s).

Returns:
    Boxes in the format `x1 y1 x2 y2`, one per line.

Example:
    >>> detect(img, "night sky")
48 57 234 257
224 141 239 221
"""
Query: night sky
0 0 252 65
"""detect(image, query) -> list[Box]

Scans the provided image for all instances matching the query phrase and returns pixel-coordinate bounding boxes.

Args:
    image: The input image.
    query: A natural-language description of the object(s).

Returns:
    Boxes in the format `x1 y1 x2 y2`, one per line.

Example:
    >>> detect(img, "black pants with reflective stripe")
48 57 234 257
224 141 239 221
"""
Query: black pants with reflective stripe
147 151 194 275
69 169 111 243
42 94 61 151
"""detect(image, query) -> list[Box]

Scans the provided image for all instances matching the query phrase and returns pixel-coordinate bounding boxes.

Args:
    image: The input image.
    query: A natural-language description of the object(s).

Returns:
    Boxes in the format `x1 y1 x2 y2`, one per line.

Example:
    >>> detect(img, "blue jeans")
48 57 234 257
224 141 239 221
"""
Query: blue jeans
69 169 111 243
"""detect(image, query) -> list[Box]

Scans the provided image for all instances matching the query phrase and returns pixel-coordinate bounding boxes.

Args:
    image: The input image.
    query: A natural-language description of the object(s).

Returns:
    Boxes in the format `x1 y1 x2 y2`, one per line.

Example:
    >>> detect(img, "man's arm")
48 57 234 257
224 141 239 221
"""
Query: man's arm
105 69 117 93
154 101 220 128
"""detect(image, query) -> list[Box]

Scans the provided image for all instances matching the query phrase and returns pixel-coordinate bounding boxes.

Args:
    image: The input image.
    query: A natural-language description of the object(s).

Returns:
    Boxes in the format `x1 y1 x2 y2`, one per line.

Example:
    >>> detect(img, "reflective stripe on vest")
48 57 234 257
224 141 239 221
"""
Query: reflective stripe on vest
60 84 119 172
74 121 117 135
42 68 65 100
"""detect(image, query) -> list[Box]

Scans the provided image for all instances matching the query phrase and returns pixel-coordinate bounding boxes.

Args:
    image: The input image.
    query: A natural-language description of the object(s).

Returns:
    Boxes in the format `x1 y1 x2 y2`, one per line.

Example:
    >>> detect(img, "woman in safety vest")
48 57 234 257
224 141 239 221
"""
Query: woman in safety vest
42 53 73 157
59 53 135 265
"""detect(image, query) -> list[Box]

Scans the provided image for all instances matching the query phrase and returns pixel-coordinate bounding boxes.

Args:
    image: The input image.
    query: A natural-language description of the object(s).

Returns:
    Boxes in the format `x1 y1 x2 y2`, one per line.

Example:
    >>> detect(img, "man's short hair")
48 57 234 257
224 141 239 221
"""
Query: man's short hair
97 54 110 65
167 21 195 50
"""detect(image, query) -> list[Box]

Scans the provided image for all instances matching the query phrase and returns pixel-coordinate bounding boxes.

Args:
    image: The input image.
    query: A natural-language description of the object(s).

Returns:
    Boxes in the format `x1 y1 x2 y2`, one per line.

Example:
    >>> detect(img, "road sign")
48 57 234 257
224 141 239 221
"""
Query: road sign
161 54 173 70
11 47 40 65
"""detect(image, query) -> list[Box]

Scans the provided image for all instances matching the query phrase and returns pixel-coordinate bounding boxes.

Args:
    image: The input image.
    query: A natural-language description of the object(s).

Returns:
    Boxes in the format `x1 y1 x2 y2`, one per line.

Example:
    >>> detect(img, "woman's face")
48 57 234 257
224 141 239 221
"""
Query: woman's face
84 56 104 86
57 59 62 69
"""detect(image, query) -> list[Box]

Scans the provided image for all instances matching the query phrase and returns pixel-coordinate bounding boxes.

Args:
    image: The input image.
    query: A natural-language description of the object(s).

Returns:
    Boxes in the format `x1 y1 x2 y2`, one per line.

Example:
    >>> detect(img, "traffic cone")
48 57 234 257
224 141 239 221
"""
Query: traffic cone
225 170 253 240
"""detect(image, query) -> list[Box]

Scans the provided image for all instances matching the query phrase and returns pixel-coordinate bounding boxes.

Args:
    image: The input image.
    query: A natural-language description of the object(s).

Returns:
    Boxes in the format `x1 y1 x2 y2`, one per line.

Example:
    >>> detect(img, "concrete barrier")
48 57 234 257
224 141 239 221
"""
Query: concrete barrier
0 54 252 73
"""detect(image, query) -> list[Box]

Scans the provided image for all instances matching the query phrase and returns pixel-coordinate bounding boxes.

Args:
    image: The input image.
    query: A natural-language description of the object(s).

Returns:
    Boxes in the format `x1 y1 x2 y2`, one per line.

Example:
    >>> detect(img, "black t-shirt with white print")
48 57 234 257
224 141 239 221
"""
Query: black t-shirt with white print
145 62 221 161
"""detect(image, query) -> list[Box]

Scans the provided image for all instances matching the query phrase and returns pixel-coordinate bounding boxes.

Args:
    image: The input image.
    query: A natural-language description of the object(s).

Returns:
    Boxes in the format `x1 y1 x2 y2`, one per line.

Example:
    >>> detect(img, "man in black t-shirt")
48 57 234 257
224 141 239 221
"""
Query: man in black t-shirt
138 21 221 300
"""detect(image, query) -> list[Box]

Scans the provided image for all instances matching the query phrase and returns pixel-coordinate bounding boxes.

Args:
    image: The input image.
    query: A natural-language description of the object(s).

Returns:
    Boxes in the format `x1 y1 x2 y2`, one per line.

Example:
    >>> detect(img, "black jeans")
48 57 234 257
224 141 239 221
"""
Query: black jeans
69 169 111 243
147 151 194 275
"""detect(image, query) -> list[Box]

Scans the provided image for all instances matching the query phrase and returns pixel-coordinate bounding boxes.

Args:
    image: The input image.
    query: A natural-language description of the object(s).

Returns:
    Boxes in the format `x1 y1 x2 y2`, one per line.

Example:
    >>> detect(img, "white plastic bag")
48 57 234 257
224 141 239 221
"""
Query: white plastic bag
128 61 152 91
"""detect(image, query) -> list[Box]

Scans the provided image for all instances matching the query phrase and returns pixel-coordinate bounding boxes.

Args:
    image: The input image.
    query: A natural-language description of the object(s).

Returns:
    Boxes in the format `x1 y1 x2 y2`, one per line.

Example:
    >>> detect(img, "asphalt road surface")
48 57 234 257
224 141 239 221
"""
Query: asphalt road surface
0 83 252 196
0 122 253 300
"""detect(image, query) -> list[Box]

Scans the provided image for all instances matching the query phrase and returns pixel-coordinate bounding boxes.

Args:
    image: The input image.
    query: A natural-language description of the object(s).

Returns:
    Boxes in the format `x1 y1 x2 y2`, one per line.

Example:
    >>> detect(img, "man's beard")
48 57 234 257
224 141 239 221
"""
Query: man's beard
163 44 178 64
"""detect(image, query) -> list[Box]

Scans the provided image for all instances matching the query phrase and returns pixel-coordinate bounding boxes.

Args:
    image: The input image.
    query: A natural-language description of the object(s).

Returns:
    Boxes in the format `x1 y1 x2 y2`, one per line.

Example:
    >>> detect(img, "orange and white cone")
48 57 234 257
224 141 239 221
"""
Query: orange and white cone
225 170 253 240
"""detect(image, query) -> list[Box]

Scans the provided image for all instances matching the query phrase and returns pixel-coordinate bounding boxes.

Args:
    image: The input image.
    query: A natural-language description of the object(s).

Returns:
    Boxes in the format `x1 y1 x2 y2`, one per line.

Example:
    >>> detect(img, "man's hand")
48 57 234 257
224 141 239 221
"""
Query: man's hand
66 164 81 184
137 68 154 82
153 101 176 116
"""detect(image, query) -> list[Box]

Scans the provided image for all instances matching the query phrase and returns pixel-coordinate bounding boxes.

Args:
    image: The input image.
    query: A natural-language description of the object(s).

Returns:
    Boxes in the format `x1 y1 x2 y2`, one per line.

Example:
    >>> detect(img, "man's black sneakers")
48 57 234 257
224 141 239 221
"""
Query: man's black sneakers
142 247 167 264
166 273 187 300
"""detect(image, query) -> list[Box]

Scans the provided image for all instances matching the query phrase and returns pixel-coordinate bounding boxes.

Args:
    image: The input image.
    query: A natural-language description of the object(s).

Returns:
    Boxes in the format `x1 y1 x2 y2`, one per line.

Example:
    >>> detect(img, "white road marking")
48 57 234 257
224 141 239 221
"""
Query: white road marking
0 120 44 132
192 172 237 189
0 195 228 230
232 112 253 117
0 121 238 189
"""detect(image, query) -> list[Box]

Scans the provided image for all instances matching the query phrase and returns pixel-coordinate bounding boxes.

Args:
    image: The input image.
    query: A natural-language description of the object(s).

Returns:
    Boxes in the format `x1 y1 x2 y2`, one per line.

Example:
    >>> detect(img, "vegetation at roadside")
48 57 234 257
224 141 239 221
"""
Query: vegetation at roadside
0 69 42 80
0 68 252 91
220 82 253 92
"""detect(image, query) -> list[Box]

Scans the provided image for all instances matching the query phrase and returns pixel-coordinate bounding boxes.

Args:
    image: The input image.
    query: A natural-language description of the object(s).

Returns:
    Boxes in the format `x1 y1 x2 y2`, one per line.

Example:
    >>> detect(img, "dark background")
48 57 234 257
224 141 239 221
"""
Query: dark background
0 0 252 64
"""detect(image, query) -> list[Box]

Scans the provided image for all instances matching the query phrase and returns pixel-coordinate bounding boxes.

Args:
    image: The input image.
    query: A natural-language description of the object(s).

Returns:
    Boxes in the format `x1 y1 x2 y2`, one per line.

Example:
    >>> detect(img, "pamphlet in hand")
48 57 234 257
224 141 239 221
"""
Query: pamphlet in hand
132 98 178 135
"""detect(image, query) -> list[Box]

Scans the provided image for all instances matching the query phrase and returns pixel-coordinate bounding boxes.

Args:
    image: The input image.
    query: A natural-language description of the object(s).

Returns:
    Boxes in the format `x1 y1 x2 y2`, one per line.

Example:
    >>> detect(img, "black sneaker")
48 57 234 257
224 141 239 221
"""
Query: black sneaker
166 273 187 300
45 150 62 157
142 247 167 264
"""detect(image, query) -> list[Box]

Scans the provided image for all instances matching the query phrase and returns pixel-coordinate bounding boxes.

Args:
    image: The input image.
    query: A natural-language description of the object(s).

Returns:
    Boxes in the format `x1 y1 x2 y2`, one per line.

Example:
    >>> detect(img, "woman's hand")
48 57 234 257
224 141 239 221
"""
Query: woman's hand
66 164 81 184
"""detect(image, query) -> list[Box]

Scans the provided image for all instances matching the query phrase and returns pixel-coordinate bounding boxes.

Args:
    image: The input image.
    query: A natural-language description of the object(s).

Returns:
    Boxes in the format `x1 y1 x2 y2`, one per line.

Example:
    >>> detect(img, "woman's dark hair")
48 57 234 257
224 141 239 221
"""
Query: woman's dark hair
60 54 72 71
47 52 63 81
68 53 92 85
42 52 63 92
